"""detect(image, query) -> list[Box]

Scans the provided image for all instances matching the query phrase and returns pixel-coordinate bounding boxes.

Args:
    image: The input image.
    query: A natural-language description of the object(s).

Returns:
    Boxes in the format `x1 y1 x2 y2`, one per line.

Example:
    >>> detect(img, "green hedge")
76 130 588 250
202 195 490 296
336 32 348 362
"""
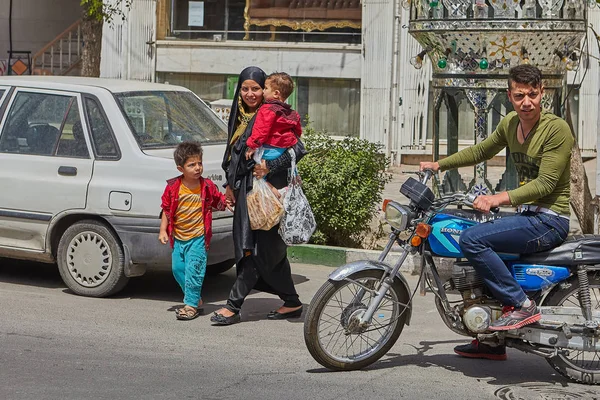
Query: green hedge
298 127 392 248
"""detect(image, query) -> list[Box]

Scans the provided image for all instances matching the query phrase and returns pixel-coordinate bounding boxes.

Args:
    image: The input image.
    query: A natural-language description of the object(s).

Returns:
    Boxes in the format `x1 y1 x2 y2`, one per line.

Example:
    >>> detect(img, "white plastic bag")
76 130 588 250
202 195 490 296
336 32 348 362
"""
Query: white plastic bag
247 177 284 231
279 149 316 245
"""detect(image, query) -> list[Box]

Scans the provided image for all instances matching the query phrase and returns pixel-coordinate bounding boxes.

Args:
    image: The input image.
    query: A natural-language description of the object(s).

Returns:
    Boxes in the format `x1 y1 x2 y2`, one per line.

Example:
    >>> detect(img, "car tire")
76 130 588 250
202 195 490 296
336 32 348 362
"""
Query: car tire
206 259 236 276
57 220 129 297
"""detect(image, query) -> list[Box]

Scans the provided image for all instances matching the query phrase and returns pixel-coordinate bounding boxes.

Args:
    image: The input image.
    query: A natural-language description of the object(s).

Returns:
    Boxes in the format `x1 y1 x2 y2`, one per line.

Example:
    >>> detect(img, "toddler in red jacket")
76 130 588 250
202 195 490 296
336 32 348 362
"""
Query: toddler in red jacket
245 72 302 163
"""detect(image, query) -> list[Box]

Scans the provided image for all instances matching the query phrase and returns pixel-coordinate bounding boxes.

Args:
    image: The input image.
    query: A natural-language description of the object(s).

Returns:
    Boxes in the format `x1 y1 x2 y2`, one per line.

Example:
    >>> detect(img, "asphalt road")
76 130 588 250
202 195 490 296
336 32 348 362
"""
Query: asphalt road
1 259 600 400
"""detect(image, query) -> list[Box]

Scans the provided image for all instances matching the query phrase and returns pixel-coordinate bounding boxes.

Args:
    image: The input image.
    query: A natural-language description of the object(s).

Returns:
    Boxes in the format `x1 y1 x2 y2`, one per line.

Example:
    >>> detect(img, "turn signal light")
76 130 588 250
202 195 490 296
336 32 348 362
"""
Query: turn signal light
410 236 422 246
415 223 432 238
382 199 391 211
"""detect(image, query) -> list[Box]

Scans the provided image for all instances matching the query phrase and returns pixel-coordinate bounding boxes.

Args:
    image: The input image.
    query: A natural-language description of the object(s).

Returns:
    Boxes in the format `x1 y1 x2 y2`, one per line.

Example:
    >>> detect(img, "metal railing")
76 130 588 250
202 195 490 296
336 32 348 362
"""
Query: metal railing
32 19 83 76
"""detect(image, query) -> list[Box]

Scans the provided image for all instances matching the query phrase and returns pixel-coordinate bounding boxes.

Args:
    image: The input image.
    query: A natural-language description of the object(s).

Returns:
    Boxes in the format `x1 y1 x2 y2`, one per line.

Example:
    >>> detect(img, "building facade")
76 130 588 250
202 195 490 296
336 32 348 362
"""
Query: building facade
99 0 599 166
0 0 82 75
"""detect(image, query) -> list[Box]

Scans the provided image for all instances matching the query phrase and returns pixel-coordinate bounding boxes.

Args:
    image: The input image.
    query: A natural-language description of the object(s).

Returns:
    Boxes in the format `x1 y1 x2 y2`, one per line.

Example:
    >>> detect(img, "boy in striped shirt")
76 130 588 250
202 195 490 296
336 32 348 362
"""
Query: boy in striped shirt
159 142 232 320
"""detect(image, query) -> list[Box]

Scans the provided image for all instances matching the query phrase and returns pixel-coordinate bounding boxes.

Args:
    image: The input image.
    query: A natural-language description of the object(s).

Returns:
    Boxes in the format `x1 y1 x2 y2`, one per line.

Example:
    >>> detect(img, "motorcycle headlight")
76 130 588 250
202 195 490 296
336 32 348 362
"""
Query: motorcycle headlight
383 200 411 231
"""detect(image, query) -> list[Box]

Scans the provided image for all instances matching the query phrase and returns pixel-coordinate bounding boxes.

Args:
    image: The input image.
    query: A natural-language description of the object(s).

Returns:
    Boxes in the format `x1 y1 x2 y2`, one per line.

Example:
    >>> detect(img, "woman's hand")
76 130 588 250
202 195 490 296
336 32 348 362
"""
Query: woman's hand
253 160 270 179
225 185 236 206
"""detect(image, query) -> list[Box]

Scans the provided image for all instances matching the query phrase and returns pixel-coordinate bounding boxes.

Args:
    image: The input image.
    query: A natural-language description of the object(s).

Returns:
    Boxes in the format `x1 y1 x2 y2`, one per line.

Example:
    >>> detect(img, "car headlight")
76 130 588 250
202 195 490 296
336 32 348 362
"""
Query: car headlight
383 200 411 231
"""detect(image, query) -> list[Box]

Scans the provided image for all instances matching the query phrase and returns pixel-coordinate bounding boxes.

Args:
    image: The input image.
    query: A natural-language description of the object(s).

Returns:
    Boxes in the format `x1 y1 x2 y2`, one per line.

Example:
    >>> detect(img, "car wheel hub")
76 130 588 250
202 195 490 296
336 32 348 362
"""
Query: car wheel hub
66 231 112 288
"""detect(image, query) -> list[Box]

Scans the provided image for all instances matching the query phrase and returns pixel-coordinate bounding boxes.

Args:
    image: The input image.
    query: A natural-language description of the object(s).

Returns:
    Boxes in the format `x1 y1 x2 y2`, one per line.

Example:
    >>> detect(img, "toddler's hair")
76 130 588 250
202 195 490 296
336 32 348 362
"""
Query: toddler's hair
267 72 294 100
174 141 203 167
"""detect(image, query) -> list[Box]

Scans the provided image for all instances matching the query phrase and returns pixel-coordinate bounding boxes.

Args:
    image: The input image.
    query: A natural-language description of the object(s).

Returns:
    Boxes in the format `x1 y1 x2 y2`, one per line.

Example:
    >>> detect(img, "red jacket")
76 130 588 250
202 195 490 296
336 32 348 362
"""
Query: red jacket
160 176 228 248
246 100 302 149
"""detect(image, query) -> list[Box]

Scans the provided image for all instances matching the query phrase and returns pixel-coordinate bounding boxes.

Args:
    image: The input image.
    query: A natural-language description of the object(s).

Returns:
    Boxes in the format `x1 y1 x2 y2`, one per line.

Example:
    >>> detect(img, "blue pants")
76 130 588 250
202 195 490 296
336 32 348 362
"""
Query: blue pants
459 211 569 307
172 236 207 307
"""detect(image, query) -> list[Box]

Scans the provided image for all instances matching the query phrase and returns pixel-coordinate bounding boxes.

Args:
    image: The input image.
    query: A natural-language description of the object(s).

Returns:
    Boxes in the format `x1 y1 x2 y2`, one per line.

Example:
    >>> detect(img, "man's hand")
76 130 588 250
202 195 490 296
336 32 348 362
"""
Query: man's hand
419 161 440 172
158 230 169 245
472 193 509 213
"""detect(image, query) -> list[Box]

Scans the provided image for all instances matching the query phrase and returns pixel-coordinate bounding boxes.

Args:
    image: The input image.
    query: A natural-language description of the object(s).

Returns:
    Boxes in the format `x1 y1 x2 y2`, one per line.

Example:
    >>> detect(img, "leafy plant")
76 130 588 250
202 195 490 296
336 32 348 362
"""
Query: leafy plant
80 0 132 23
298 126 392 248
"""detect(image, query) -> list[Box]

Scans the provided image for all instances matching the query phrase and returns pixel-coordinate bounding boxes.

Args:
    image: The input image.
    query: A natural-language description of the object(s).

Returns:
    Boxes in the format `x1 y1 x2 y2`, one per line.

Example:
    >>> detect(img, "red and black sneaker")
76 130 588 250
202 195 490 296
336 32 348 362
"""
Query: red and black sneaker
489 300 541 331
454 339 507 361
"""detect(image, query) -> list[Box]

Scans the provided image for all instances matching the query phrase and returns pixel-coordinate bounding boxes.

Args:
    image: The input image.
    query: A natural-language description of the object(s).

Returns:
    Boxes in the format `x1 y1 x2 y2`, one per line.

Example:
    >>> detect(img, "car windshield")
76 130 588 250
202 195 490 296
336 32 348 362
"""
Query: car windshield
115 91 227 149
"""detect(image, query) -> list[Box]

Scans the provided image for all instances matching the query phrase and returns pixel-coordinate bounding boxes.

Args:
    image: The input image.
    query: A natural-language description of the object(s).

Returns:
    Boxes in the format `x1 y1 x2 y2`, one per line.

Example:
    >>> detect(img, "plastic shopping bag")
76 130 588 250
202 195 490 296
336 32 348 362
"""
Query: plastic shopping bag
279 149 316 245
247 177 284 231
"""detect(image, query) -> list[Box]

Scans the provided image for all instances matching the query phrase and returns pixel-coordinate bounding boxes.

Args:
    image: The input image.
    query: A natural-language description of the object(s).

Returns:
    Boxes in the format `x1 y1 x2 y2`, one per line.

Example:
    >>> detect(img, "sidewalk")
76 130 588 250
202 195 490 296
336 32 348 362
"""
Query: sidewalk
289 158 598 273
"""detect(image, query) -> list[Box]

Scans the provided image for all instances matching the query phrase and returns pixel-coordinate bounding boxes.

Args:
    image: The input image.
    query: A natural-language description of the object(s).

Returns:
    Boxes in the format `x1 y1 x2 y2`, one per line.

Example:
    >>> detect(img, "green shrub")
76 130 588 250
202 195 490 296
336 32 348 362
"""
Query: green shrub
298 127 392 248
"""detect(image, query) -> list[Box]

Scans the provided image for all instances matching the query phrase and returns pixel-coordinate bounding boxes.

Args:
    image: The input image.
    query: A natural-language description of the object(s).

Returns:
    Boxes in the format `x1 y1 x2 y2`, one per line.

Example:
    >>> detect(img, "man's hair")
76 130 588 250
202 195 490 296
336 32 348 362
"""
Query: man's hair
174 141 203 167
267 72 295 99
508 64 542 90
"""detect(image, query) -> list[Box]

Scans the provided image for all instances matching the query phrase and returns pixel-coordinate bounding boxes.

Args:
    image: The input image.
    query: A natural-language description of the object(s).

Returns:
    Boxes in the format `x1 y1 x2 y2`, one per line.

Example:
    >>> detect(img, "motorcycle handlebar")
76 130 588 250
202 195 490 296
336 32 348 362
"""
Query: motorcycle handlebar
421 169 433 184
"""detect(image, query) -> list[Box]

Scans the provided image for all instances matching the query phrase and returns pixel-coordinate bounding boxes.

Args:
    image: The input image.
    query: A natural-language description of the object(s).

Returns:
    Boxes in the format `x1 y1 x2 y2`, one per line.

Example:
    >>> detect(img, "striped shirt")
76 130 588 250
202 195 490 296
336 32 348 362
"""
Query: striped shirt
174 183 204 241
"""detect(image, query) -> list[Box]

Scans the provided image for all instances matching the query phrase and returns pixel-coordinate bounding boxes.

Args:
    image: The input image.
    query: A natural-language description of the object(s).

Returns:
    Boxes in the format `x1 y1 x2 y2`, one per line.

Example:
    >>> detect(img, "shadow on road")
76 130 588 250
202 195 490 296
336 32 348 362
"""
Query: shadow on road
306 338 572 387
0 258 64 289
0 258 310 319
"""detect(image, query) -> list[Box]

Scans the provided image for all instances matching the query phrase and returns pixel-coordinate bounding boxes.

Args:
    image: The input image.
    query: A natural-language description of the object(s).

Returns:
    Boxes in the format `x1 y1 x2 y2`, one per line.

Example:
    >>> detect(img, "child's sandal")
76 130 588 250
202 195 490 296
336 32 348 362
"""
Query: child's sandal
176 306 201 320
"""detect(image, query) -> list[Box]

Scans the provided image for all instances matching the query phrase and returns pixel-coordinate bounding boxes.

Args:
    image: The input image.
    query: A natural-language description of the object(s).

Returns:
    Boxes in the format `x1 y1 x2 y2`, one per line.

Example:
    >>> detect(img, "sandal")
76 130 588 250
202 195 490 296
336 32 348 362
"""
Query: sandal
210 311 241 325
175 300 204 316
176 306 201 321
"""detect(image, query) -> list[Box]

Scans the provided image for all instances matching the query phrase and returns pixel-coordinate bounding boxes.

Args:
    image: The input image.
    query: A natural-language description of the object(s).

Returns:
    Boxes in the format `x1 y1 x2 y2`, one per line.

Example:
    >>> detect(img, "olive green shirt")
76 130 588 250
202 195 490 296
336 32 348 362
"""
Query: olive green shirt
437 111 573 215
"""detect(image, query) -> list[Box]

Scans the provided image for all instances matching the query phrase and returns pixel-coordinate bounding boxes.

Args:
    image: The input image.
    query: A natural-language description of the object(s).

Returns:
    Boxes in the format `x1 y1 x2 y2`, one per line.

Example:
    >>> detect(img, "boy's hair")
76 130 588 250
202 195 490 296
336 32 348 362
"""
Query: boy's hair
174 141 203 167
508 64 542 90
267 72 294 100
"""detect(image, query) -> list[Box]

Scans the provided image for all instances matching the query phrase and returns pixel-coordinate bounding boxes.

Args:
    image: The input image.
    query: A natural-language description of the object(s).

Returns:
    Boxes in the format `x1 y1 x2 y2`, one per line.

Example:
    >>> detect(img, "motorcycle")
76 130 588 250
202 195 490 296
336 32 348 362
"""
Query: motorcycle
303 170 600 384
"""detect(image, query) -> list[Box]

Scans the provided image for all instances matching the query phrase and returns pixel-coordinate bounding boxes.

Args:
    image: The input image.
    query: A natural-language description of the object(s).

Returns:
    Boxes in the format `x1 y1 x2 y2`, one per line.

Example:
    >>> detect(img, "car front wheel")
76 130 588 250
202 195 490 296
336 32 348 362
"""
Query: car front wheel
57 220 129 297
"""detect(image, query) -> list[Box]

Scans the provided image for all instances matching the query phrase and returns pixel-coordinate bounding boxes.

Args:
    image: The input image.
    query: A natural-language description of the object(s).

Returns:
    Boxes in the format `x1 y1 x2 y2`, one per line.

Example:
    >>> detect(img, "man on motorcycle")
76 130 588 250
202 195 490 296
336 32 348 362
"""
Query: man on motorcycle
420 64 573 360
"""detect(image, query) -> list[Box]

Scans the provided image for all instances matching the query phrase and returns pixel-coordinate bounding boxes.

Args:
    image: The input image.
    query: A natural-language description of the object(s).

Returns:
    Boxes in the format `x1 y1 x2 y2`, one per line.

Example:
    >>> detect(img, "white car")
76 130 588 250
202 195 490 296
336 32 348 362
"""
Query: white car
0 76 234 297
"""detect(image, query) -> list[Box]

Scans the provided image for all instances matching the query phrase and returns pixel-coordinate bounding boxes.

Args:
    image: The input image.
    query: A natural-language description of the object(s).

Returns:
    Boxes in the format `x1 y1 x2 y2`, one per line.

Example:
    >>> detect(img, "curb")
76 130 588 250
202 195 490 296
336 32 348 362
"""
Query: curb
287 244 421 274
287 244 456 278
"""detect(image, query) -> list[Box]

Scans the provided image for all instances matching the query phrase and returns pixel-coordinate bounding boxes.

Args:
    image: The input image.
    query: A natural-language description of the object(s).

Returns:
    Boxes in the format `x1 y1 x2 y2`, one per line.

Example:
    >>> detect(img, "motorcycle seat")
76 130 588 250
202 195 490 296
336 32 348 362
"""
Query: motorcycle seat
519 234 600 266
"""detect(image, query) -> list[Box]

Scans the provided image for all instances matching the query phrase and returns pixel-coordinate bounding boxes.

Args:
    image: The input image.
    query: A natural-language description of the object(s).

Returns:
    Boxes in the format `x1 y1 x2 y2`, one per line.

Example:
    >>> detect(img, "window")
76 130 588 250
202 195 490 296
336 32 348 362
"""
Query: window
56 101 90 158
157 72 229 102
297 77 360 137
85 98 119 159
0 91 89 158
158 72 361 137
115 91 228 149
169 0 361 44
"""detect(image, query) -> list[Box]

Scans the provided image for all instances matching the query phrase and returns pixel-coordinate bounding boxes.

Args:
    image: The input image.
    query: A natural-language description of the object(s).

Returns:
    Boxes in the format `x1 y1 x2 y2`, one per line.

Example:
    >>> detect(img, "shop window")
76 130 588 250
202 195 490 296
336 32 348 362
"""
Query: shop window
169 0 361 44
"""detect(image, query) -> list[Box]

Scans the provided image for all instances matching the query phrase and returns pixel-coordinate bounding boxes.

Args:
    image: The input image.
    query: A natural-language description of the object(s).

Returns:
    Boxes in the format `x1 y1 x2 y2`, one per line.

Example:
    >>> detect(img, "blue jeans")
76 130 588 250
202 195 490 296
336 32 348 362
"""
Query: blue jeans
459 211 569 307
172 236 207 307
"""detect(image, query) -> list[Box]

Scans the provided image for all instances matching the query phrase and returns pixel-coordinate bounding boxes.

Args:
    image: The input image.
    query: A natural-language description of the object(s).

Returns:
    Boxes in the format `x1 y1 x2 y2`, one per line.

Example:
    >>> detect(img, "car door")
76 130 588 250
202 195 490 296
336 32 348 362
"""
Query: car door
0 88 94 251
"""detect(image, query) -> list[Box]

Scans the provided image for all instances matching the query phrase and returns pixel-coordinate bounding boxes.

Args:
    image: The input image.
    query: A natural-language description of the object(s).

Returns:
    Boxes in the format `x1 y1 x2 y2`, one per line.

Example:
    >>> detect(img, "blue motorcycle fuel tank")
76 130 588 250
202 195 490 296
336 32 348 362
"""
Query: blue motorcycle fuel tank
428 213 477 258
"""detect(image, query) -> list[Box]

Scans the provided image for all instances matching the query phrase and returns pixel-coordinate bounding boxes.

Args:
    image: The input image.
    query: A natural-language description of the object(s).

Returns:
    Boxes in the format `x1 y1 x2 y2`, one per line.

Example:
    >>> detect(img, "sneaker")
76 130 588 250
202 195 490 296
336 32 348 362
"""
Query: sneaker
489 300 541 331
454 339 507 361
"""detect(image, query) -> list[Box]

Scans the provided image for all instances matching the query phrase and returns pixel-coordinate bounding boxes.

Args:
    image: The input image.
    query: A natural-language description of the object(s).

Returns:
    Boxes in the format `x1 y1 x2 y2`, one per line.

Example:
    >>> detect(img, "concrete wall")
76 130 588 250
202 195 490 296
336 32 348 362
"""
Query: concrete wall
0 0 81 65
156 41 361 79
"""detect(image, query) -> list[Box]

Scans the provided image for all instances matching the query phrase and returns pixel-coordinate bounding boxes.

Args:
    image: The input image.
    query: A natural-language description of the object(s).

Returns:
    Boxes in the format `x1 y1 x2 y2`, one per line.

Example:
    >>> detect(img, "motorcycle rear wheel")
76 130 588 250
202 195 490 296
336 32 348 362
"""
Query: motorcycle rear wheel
543 274 600 384
303 270 410 371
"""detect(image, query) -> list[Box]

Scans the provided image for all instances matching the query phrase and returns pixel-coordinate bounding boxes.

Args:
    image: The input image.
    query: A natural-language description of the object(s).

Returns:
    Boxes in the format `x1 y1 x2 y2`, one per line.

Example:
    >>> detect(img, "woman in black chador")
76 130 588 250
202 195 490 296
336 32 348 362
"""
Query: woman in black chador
210 66 303 325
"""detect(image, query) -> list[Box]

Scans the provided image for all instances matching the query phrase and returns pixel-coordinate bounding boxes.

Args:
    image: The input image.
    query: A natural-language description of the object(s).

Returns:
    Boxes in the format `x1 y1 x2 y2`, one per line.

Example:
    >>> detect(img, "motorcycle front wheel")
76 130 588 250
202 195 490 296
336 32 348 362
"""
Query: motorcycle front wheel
543 274 600 384
303 270 410 371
